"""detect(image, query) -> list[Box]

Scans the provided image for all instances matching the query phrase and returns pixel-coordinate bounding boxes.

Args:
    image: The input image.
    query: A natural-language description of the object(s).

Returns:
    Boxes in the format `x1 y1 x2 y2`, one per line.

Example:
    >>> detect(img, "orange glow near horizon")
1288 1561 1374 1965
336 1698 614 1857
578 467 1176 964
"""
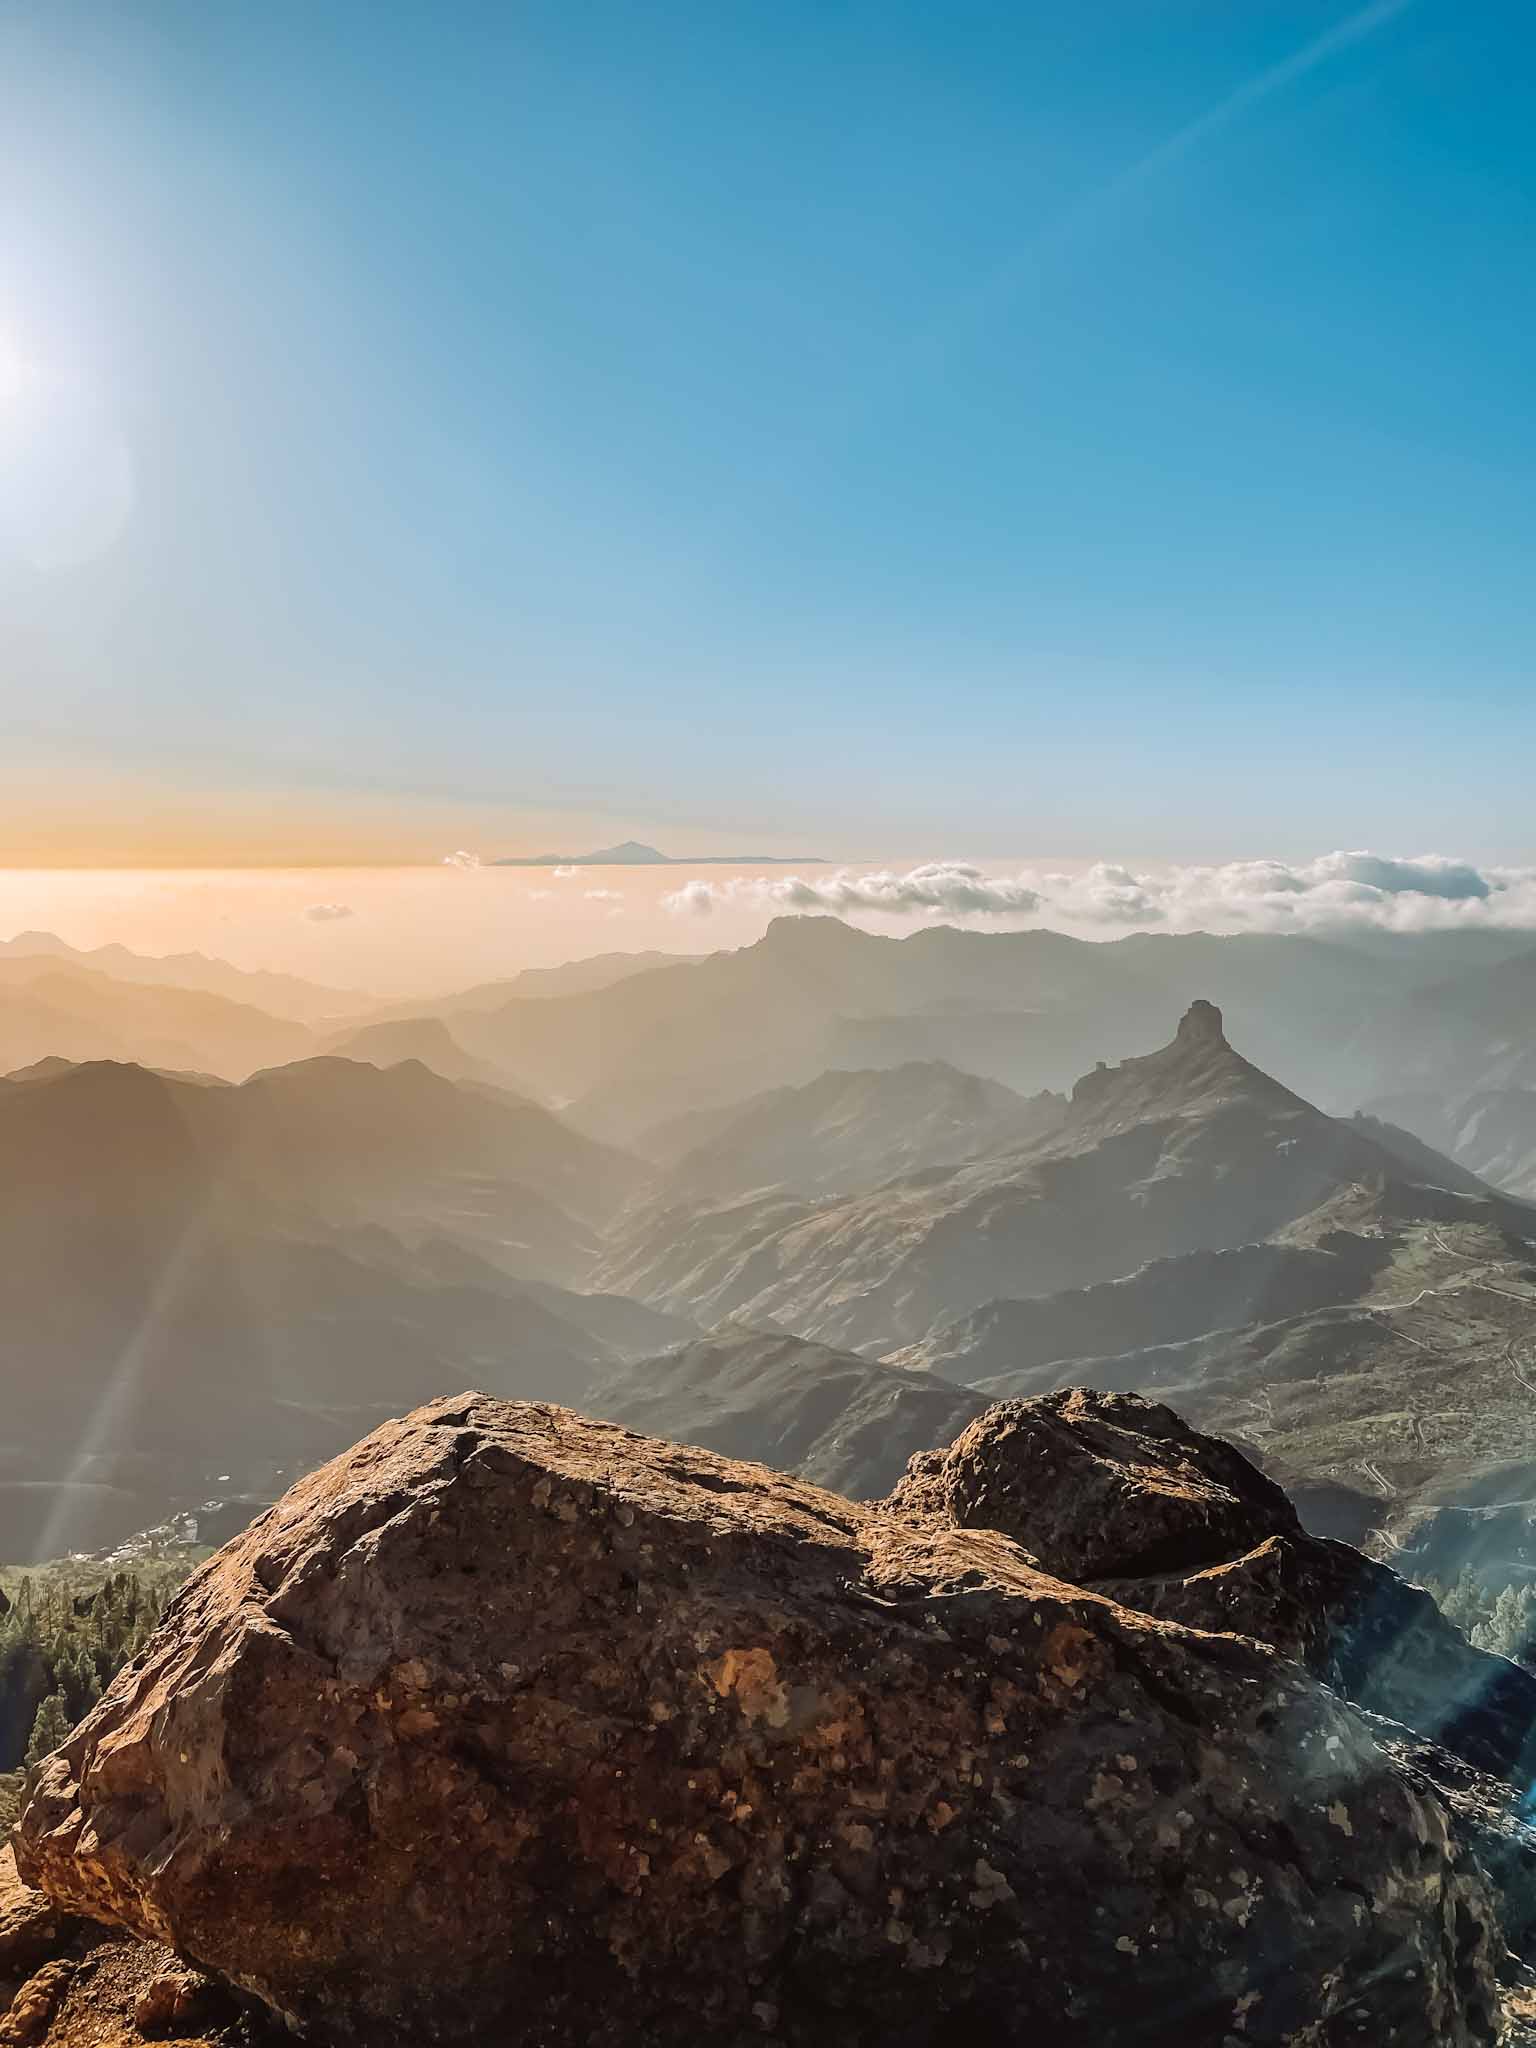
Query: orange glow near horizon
0 756 677 871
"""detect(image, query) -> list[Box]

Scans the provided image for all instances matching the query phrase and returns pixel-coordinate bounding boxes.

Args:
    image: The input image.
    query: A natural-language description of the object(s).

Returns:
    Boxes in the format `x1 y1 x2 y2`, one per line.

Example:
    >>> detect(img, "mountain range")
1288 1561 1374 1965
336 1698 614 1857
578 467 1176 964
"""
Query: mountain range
9 914 1536 1134
0 952 315 1078
0 1054 674 1556
594 998 1536 1557
413 916 1536 1141
597 999 1496 1350
8 915 1536 1574
635 1059 1064 1201
0 928 372 1024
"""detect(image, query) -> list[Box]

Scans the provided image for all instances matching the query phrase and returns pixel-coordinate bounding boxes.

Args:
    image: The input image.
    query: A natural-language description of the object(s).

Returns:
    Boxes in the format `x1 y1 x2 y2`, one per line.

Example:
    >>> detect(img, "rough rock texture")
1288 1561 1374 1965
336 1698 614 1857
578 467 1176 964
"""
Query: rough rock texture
887 1389 1536 1783
885 1389 1536 1969
130 1964 225 2038
2 1841 265 2048
1374 1723 1536 1960
0 1852 66 1987
0 1962 76 2046
1 1937 264 2048
14 1394 1507 2047
886 1384 1298 1582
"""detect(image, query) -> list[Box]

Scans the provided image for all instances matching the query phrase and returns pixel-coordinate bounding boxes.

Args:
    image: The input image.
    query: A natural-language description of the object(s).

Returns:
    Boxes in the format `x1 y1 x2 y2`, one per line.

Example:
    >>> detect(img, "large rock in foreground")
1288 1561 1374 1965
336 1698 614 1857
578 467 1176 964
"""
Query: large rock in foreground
888 1389 1536 1781
0 1844 70 1988
15 1395 1504 2046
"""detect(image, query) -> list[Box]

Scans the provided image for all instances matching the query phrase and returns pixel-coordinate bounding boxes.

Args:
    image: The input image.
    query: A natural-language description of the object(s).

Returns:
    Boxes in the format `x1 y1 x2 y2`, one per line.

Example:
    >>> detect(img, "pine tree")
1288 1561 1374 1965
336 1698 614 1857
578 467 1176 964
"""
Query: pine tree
1437 1566 1489 1637
1471 1581 1536 1662
0 1557 189 1775
24 1689 71 1772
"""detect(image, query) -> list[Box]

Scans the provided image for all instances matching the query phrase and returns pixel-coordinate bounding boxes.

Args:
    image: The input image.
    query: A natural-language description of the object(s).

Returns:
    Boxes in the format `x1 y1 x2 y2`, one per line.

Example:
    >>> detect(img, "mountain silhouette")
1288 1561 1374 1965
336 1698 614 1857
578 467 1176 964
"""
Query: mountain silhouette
491 840 827 865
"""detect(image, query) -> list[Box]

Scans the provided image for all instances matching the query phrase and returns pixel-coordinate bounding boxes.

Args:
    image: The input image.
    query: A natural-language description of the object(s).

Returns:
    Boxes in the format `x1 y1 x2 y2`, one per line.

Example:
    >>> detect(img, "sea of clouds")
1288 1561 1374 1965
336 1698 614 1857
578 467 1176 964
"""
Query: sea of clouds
659 852 1535 934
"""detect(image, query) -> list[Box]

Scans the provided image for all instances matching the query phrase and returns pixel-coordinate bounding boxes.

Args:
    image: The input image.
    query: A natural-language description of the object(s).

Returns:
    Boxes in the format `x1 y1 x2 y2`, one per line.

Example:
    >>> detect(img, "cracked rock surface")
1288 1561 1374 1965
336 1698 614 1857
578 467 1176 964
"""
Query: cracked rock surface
13 1393 1507 2046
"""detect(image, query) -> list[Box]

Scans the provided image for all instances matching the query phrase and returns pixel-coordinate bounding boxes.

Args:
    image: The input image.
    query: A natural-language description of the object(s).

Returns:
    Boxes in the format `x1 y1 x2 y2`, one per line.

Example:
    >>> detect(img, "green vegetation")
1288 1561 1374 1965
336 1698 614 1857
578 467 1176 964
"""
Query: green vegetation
1422 1569 1536 1665
0 1555 199 1830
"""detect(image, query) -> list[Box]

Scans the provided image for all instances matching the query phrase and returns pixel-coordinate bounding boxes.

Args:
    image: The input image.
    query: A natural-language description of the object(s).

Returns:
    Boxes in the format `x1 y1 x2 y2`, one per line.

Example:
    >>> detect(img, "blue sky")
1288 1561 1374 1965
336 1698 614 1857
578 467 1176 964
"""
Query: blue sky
1 0 1532 863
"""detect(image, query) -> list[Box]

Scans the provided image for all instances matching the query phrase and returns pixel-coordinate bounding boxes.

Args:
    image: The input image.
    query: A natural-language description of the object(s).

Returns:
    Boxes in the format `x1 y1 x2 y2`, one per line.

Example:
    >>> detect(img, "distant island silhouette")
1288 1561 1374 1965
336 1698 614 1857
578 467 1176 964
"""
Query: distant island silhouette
492 840 828 867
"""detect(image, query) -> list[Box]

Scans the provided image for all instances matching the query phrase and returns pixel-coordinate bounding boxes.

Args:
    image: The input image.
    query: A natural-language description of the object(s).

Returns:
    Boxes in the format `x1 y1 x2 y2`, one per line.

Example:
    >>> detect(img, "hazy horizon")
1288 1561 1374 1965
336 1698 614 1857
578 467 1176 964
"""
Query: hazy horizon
3 845 1536 997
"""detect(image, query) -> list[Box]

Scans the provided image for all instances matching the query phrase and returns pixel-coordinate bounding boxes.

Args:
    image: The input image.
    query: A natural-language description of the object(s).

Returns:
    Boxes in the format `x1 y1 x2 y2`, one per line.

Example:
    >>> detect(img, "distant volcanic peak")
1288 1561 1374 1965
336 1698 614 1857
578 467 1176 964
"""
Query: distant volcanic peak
1177 998 1226 1044
493 842 828 866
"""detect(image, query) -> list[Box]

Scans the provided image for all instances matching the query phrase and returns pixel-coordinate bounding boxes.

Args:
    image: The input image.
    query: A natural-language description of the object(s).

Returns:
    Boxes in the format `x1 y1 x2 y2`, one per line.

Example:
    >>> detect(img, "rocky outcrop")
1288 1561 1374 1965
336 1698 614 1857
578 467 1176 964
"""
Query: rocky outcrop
1375 1725 1536 1961
886 1384 1297 1580
0 1845 258 2048
886 1388 1536 1781
0 1850 67 1990
13 1393 1507 2046
0 1961 76 2046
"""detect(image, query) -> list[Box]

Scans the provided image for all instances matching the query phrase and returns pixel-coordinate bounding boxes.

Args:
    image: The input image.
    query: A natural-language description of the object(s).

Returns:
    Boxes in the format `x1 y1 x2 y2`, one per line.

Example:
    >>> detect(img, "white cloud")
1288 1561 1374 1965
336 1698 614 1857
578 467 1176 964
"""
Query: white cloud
1292 852 1490 901
303 903 353 923
552 864 578 879
666 879 723 917
1050 852 1519 933
664 851 1536 936
664 862 1043 920
442 850 481 869
1061 863 1166 924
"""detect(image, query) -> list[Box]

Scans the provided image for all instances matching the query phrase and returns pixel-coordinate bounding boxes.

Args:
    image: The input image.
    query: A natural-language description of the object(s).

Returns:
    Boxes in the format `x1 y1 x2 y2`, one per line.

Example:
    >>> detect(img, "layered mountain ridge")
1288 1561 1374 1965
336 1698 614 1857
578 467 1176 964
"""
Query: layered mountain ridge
0 1056 671 1557
8 920 1536 1574
597 999 1500 1355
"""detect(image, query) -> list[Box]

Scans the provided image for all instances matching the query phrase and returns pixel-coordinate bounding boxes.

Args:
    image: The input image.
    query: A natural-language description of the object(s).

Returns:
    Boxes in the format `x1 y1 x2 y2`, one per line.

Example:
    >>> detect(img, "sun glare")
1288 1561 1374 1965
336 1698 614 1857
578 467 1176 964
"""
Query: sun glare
0 335 41 406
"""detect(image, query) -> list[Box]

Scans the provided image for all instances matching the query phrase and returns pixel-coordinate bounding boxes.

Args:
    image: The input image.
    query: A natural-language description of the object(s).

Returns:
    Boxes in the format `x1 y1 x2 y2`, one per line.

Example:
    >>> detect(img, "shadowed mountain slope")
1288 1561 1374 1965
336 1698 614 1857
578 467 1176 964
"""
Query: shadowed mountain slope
0 1051 648 1273
892 1179 1536 1541
589 1328 987 1499
597 1000 1494 1354
0 959 314 1079
0 1058 662 1555
320 1015 507 1088
884 1236 1394 1386
1364 947 1536 1100
1367 1088 1536 1202
229 1056 645 1232
639 1061 1065 1202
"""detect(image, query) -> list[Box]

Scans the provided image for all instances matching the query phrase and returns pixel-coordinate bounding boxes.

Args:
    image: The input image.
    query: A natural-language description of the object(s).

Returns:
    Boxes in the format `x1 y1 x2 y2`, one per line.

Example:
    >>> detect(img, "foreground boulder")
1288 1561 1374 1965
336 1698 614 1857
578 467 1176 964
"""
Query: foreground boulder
0 1843 261 2047
0 1848 65 1989
889 1388 1536 1782
15 1394 1506 2046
